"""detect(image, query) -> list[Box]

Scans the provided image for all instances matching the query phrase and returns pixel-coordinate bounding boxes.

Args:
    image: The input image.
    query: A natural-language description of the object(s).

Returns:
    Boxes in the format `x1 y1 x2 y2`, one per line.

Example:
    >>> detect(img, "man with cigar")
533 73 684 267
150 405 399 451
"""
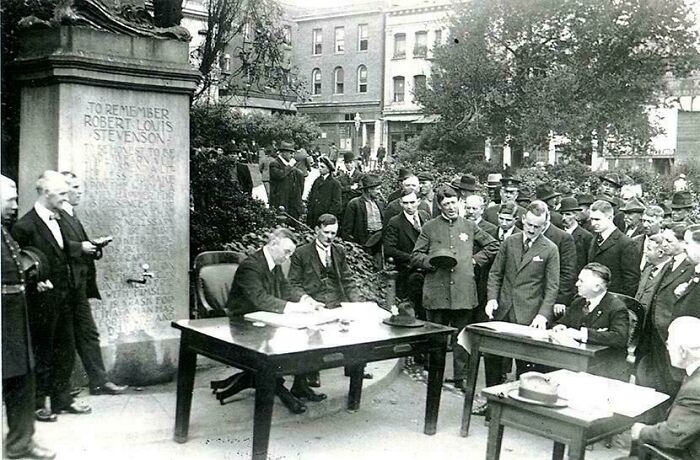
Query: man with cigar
2 175 56 459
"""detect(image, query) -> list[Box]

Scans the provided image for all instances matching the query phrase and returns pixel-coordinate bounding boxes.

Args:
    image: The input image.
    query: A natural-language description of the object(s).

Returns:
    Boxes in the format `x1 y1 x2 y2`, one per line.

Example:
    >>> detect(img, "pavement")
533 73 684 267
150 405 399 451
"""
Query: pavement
12 356 630 460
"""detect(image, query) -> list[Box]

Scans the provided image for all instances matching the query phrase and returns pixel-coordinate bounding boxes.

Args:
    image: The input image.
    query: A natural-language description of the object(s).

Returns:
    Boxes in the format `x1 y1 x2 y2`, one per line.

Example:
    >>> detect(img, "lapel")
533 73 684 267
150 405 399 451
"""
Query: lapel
28 209 64 258
399 212 420 243
675 272 699 302
596 228 621 255
517 236 548 273
584 293 608 326
658 259 692 292
309 243 324 279
329 244 347 299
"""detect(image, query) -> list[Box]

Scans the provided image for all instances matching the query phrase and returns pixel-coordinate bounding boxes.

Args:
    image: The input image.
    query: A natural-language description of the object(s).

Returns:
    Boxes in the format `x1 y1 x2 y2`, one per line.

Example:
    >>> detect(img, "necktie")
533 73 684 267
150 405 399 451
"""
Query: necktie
49 212 61 220
649 265 659 279
596 234 604 246
523 239 531 253
413 215 421 231
325 247 332 268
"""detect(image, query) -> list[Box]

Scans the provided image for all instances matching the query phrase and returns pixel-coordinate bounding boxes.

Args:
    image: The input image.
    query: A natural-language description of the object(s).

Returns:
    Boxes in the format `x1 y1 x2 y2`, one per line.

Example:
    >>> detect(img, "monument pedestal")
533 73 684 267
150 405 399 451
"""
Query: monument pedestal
13 25 199 384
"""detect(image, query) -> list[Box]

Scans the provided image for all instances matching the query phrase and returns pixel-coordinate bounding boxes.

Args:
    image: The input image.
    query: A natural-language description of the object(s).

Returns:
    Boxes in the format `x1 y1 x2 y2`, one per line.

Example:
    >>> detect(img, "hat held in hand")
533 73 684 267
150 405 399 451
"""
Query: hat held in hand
508 372 567 407
383 301 425 328
429 248 458 269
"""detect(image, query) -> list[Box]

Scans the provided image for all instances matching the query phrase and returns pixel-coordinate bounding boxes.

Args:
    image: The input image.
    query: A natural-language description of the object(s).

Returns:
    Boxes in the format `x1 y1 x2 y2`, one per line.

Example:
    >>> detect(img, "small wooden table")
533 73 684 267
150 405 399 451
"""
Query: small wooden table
482 370 668 460
460 322 620 436
171 315 454 460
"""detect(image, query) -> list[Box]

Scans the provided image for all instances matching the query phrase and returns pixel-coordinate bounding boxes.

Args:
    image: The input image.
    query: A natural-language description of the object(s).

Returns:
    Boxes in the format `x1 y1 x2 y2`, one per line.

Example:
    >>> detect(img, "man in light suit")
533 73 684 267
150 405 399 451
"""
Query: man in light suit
588 200 641 297
620 316 700 460
412 186 499 389
485 200 560 385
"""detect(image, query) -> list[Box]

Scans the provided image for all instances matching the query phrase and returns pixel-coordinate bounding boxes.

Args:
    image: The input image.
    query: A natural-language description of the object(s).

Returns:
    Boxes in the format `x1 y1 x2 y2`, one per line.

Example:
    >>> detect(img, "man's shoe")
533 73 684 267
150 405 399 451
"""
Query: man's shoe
34 409 57 423
276 385 307 414
291 385 327 402
6 444 56 459
70 387 82 397
57 402 92 414
89 381 128 395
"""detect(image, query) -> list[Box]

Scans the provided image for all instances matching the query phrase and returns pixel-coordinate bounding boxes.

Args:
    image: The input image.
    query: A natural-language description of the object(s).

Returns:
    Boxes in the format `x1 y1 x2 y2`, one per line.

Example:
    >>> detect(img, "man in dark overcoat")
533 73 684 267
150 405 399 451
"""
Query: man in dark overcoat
269 141 305 219
305 156 342 226
560 197 593 275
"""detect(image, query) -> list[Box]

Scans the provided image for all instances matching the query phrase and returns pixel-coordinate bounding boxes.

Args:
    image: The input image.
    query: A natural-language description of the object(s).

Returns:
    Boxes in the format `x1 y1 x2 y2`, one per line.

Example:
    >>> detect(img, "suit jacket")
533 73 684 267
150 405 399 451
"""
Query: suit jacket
477 219 499 239
635 262 667 310
341 196 385 244
487 233 560 324
1 227 34 379
412 215 499 311
544 223 577 306
306 174 342 226
383 198 434 227
550 210 565 229
554 293 629 348
338 169 363 206
671 270 700 321
225 250 302 317
235 162 253 194
59 209 101 299
287 242 360 304
588 228 641 297
570 225 593 275
639 367 700 460
383 210 430 266
269 156 304 217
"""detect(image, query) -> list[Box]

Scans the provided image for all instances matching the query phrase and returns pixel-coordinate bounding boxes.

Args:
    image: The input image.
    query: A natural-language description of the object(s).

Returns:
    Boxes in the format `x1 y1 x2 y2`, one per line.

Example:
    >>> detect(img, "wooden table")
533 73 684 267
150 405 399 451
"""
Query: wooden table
171 315 454 460
482 370 668 460
460 322 620 436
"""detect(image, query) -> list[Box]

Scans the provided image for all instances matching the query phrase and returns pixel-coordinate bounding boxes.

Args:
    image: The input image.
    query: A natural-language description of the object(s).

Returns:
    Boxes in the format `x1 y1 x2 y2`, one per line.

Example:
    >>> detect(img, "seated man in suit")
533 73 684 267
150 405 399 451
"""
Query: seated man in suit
225 228 324 414
619 316 700 460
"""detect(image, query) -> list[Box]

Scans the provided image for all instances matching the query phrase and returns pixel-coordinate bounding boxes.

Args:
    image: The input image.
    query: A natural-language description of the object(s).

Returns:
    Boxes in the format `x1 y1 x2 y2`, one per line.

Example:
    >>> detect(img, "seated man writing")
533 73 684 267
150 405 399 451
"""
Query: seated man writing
618 316 700 460
225 228 324 414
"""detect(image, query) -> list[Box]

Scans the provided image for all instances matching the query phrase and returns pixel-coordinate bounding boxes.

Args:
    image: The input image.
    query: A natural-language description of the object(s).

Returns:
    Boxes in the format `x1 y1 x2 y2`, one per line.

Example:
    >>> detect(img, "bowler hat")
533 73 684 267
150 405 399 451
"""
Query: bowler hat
558 197 581 213
620 196 646 213
278 141 295 152
507 372 567 408
417 172 434 182
450 175 479 192
343 151 356 162
600 172 622 188
359 174 382 190
535 184 561 202
500 176 522 189
397 168 413 181
576 193 595 206
318 156 335 173
487 173 502 188
429 248 458 269
671 191 694 210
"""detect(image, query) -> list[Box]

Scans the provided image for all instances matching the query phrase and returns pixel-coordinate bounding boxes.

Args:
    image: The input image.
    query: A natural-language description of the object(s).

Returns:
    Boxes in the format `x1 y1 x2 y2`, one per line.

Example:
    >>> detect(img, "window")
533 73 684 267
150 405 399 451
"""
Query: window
312 68 322 95
357 65 367 93
334 67 344 94
282 25 292 45
358 24 368 51
413 75 426 100
414 31 428 57
312 28 322 55
335 27 345 53
434 29 442 46
393 33 406 59
393 76 405 102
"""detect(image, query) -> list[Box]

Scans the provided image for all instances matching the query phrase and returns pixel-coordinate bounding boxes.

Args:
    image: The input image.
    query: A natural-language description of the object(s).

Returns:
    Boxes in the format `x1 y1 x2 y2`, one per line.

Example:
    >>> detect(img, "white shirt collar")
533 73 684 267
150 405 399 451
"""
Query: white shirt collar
687 360 700 377
474 217 482 225
523 233 539 245
404 211 419 223
672 253 687 270
585 291 606 312
599 225 616 242
565 221 578 234
62 202 75 217
34 201 56 221
262 246 276 271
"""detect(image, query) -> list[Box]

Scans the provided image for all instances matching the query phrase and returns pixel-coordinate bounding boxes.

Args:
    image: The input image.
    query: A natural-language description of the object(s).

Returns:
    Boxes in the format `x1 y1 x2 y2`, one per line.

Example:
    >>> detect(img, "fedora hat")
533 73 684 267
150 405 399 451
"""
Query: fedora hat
487 173 502 188
600 172 622 188
397 167 413 181
318 156 335 173
516 186 534 205
576 193 595 206
19 246 50 282
383 301 425 328
671 191 694 210
620 196 646 213
507 372 567 408
359 174 382 190
535 184 561 202
558 197 581 213
278 141 295 152
429 248 458 269
343 151 356 162
450 175 479 192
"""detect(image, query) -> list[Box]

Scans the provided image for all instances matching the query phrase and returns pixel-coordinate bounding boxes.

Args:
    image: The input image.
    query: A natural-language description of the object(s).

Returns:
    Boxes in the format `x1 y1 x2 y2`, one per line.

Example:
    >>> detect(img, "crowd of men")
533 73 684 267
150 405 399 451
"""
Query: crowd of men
2 171 128 459
248 142 700 457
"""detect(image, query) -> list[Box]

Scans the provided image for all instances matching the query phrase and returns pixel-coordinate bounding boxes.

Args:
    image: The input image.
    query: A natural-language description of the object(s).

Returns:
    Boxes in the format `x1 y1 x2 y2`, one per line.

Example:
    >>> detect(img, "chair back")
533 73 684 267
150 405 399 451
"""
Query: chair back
612 293 646 363
638 443 683 460
194 251 247 318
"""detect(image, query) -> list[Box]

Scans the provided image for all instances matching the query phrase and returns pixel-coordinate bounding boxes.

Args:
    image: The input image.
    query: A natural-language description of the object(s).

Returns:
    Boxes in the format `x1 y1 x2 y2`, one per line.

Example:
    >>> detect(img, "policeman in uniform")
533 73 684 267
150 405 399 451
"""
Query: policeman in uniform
2 175 56 460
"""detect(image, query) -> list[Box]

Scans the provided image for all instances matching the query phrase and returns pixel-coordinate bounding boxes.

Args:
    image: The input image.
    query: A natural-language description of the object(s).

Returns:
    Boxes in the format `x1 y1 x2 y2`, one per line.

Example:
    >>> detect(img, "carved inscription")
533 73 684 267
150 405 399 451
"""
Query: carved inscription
79 99 182 340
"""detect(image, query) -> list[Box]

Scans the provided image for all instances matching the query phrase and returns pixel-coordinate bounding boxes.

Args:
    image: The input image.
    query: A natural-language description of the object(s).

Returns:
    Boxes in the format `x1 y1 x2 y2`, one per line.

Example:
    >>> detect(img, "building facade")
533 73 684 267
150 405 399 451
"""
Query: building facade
292 3 386 157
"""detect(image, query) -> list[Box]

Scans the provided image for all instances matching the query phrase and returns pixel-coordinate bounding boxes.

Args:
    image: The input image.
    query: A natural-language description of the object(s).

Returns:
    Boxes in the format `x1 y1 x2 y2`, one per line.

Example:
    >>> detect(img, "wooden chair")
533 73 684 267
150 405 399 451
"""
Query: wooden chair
638 443 683 460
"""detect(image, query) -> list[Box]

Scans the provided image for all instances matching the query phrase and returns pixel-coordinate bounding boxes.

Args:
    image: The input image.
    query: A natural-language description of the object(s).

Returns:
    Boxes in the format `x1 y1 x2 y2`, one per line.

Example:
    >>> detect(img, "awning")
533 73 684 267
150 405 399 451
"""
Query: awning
383 114 421 122
411 114 441 124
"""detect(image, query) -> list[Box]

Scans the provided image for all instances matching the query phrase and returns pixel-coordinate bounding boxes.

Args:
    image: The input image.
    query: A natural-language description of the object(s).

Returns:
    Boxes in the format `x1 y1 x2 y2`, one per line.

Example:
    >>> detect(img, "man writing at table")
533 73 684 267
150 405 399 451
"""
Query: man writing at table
620 316 700 460
225 228 325 414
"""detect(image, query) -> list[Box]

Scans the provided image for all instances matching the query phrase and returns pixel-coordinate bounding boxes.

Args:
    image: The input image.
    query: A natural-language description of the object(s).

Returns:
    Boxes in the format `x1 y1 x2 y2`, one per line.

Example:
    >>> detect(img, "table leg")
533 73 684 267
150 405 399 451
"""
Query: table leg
346 364 365 412
252 370 276 460
460 347 482 437
552 442 566 460
485 403 504 460
424 344 446 435
173 337 197 443
567 434 586 460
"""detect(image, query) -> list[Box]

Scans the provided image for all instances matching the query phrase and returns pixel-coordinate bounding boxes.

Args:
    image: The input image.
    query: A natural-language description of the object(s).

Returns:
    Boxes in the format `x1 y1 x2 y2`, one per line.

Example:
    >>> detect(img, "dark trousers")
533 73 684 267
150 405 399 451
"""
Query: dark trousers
28 290 76 410
3 372 36 456
72 291 108 388
426 308 479 380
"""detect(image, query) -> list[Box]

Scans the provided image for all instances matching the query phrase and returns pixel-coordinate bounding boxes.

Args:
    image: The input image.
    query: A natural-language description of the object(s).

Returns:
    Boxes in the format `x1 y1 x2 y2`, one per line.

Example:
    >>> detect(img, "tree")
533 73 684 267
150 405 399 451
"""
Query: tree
419 0 700 161
191 0 306 102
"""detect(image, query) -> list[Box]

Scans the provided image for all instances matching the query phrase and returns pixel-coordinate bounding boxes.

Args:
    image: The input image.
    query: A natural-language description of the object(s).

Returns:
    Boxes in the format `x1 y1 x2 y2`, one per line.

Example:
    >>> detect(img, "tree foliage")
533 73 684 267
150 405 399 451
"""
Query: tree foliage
419 0 700 160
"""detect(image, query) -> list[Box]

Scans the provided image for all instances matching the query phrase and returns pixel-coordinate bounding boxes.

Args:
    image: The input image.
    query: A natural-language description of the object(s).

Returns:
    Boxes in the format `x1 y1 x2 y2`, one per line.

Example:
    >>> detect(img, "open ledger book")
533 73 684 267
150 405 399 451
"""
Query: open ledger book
244 302 384 329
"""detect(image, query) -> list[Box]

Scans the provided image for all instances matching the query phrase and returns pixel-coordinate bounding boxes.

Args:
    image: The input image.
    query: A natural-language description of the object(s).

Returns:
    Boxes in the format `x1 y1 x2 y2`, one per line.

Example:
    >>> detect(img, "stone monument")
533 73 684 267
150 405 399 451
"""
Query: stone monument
12 0 199 384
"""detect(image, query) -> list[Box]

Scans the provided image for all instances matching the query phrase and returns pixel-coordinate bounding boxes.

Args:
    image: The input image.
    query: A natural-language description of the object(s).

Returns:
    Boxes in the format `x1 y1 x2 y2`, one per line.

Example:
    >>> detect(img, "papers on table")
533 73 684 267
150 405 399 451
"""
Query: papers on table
457 321 551 353
552 370 670 418
244 302 385 329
